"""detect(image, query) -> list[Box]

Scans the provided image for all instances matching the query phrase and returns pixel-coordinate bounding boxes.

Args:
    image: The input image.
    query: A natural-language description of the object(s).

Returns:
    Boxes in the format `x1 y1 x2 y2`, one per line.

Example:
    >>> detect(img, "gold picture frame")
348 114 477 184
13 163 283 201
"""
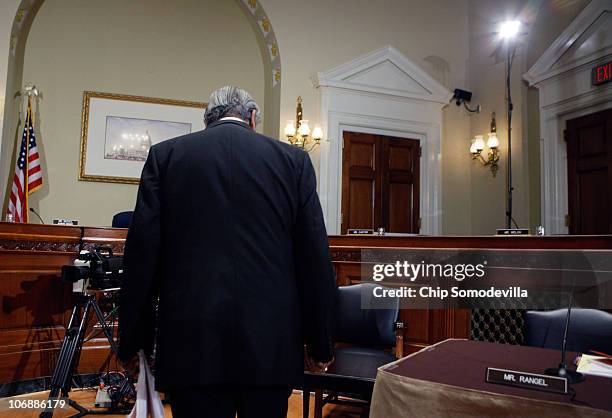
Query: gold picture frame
79 91 206 184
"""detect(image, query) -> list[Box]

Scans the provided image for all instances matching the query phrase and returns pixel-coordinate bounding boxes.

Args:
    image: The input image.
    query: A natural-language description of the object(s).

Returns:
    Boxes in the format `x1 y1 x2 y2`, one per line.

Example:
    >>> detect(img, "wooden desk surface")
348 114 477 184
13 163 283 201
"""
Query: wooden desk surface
1 222 611 384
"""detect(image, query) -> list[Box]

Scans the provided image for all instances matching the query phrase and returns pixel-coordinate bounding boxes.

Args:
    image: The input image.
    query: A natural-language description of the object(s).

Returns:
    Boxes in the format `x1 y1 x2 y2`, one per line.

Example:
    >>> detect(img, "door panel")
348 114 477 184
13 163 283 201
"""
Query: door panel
350 141 376 169
389 183 412 231
567 108 612 234
348 179 375 229
342 131 420 234
385 138 420 233
577 126 605 156
577 168 609 234
342 133 381 233
388 144 413 170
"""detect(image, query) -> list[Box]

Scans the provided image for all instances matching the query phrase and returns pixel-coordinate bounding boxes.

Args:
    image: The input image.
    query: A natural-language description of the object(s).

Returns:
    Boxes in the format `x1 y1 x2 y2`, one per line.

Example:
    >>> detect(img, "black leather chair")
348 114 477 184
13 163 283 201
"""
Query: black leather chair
111 211 133 228
525 309 612 354
303 283 404 418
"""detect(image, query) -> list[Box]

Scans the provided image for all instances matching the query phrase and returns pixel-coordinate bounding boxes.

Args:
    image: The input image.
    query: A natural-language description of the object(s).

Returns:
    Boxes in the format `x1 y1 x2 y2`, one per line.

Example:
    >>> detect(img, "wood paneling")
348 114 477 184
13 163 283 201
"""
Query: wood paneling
0 223 126 384
328 234 612 354
2 222 612 383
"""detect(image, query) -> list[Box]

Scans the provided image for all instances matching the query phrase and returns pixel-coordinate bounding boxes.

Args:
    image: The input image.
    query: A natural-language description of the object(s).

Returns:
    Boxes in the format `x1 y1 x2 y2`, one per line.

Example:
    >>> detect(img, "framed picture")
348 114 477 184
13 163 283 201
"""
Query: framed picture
79 91 206 184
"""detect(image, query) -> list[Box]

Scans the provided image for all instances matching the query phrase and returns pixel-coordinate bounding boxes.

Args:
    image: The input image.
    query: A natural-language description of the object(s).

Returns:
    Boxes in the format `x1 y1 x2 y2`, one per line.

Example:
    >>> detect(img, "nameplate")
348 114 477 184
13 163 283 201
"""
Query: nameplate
53 219 78 226
486 367 567 394
496 228 530 236
348 229 374 235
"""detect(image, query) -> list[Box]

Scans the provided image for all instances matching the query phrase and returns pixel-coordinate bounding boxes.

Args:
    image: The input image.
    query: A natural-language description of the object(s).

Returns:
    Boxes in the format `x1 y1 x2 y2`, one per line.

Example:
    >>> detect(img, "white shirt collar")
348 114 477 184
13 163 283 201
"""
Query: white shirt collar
219 117 247 123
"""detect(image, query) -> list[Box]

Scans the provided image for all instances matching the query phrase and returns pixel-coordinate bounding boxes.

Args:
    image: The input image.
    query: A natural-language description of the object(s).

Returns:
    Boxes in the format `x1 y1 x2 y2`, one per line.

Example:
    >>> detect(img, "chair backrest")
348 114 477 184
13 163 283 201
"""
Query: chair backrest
334 283 399 348
112 211 134 228
525 309 612 354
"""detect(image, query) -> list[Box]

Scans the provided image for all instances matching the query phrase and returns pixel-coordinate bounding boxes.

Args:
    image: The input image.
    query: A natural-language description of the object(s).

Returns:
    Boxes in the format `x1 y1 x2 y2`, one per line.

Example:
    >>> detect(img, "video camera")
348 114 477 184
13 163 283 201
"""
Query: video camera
61 246 124 291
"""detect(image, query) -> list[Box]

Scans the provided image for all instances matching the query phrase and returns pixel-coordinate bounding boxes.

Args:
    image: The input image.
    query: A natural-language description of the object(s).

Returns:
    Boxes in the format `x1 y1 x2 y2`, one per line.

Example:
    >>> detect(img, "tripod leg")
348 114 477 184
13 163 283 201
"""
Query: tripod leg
91 298 120 356
39 298 92 418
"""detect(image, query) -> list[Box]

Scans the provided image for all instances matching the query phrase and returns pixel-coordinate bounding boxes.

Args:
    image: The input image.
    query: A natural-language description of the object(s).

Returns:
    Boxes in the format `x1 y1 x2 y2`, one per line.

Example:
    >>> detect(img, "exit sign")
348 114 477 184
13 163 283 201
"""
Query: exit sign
592 61 612 86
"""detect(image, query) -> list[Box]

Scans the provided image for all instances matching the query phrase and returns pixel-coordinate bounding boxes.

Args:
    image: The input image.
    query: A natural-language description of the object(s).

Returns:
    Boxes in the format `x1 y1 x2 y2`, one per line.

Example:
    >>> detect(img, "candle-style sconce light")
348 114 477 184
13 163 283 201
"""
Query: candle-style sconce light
284 96 323 153
470 112 500 177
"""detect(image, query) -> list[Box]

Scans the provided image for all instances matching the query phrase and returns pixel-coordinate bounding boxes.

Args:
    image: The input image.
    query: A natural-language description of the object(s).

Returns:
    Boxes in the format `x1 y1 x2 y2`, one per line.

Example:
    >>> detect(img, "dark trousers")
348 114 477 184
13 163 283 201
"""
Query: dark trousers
168 386 292 418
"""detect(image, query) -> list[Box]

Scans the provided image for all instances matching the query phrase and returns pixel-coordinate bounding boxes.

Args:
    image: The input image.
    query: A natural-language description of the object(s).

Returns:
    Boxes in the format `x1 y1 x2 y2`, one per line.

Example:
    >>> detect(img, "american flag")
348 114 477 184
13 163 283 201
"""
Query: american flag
8 97 43 223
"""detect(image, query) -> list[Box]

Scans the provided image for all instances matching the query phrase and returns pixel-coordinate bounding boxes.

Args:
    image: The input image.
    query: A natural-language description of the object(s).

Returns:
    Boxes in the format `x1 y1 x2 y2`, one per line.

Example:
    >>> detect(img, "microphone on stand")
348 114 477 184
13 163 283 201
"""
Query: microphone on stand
544 281 584 384
29 207 45 224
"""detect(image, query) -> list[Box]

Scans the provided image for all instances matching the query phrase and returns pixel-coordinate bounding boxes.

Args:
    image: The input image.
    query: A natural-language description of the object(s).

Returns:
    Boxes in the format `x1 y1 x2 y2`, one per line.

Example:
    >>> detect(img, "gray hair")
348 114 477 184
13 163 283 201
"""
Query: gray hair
203 86 261 126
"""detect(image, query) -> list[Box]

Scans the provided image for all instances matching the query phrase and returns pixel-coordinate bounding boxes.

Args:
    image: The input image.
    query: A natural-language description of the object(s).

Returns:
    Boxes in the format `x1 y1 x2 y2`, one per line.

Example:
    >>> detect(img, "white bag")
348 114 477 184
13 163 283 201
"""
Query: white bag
127 350 165 418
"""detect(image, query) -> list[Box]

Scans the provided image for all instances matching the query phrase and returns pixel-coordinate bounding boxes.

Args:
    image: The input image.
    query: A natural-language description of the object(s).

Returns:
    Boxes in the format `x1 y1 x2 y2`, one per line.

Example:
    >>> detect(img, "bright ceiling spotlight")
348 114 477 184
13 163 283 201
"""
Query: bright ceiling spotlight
499 20 521 39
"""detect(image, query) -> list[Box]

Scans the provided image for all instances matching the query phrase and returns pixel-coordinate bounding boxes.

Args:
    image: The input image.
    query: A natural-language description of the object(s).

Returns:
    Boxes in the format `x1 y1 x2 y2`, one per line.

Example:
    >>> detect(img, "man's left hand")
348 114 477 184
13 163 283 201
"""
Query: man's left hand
122 355 140 380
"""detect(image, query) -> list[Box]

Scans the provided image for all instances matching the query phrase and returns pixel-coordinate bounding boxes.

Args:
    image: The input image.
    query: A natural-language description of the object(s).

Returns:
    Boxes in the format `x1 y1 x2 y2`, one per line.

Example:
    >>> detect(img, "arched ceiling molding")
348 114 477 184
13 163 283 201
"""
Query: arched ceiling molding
1 0 44 211
1 0 283 208
236 0 281 90
235 0 282 137
9 0 282 92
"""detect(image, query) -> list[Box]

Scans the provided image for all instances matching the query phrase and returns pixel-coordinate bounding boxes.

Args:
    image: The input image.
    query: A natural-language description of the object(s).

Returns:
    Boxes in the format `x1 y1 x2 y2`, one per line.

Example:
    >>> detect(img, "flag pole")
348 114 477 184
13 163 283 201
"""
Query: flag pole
24 97 31 223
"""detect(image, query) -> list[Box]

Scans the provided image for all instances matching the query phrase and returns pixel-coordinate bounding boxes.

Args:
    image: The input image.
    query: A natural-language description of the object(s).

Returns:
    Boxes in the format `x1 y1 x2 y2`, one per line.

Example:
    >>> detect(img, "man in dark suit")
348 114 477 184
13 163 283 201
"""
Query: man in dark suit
118 86 336 417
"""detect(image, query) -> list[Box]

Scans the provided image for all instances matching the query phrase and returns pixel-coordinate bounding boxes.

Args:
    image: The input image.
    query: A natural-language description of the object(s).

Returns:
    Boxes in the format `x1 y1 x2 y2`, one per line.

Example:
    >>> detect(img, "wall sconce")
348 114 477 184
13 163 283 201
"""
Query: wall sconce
470 112 500 177
284 96 323 153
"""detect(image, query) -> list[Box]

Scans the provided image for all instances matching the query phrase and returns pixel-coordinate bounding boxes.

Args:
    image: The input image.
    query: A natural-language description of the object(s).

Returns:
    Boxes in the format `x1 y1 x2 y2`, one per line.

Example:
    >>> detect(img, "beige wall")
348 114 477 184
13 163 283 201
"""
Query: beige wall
466 0 590 234
0 0 592 233
260 0 473 234
18 0 265 226
467 0 530 234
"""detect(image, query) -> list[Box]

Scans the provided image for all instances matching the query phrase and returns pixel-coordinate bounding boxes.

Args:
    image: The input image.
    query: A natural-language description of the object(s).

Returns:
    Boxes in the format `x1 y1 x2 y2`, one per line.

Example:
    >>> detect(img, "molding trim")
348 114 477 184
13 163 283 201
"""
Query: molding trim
312 45 452 105
0 239 79 252
236 0 281 88
524 0 612 234
538 90 612 234
524 0 612 86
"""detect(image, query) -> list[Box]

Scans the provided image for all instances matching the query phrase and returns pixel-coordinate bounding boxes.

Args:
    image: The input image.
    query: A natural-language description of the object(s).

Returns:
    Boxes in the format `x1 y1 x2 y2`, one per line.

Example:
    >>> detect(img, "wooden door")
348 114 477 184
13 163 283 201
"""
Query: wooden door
341 131 420 234
566 108 612 234
341 133 382 232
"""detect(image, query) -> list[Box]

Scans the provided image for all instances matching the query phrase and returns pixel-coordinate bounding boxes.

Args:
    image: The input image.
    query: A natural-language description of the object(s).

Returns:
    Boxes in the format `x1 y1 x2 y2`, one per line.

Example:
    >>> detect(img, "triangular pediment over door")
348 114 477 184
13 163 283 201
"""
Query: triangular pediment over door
312 45 452 105
525 0 612 85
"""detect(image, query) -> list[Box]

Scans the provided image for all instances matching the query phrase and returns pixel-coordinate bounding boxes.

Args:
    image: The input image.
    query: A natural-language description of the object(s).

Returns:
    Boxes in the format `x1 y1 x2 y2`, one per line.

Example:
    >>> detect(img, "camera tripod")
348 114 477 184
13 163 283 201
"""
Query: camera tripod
40 291 133 418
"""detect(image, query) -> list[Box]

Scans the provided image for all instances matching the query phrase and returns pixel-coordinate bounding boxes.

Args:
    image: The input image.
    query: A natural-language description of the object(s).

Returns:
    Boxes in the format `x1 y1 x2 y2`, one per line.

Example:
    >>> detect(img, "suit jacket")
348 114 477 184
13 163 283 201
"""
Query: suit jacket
118 119 336 390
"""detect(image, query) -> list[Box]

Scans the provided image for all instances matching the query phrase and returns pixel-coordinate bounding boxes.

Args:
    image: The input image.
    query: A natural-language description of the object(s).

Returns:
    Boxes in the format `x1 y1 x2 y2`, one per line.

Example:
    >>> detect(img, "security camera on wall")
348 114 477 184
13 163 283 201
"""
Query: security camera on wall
453 88 472 105
453 88 480 113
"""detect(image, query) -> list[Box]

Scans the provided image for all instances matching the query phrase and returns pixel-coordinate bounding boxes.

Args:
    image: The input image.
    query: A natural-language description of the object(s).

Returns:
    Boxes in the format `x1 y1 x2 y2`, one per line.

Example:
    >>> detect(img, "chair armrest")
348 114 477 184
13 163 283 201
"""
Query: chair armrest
394 321 405 358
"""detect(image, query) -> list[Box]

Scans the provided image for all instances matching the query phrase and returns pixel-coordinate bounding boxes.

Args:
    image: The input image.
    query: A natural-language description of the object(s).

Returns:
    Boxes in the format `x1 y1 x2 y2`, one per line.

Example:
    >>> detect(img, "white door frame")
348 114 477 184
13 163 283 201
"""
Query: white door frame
524 0 612 234
312 46 451 235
